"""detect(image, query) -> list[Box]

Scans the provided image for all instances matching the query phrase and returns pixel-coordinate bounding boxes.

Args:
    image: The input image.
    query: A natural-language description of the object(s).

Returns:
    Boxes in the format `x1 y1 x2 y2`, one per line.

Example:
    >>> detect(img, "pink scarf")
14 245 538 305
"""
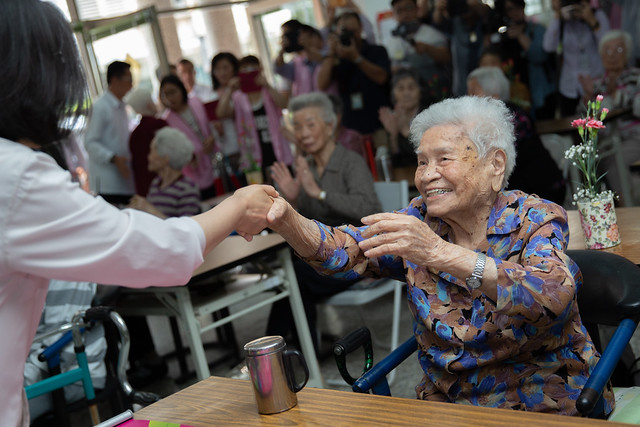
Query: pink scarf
232 89 293 166
162 97 217 190
292 55 338 97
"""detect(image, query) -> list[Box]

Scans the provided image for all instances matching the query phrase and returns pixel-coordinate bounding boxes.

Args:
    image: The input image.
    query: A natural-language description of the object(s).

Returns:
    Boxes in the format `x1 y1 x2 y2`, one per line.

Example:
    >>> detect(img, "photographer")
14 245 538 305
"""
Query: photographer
317 11 391 149
274 21 332 97
385 0 451 106
543 0 609 116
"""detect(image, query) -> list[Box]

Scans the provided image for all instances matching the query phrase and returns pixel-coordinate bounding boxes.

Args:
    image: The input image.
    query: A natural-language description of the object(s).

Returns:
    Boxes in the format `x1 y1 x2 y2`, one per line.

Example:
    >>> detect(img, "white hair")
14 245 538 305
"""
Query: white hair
409 96 516 188
153 127 194 170
288 92 337 132
467 67 510 101
126 87 156 116
599 30 634 65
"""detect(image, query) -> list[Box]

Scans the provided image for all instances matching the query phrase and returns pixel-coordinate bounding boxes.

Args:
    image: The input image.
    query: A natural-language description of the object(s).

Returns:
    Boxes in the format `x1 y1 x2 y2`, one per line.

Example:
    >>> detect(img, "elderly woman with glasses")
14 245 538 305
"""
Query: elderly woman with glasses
580 30 640 205
266 96 614 415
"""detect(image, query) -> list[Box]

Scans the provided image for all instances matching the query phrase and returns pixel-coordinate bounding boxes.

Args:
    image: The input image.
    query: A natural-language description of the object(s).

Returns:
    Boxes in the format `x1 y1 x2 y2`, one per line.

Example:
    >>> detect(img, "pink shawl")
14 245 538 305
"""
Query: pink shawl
232 89 293 166
162 97 218 189
292 56 338 97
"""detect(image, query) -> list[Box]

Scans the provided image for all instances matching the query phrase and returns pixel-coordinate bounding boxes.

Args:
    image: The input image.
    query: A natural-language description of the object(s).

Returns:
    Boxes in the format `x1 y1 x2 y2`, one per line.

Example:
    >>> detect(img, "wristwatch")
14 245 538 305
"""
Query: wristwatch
466 253 486 290
318 190 327 201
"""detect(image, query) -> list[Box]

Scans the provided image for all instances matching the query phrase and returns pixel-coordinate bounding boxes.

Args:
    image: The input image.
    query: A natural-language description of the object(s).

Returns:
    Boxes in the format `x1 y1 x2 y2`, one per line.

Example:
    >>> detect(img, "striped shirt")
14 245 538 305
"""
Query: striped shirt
146 175 201 217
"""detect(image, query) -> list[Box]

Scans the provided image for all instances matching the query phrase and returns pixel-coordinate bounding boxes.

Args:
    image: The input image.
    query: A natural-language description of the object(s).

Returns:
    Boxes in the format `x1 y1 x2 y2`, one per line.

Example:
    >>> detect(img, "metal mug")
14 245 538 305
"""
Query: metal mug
244 335 309 414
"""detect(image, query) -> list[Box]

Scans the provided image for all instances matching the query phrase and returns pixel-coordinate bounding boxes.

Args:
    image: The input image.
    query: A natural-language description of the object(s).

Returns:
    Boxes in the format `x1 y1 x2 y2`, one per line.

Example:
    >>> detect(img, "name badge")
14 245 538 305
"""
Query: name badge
351 93 363 110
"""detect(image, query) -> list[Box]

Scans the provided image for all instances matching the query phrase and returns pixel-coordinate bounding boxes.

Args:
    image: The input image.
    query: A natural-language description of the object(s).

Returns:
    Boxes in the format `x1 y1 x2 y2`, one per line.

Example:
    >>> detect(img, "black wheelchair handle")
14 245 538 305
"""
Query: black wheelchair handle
333 327 374 386
334 327 372 356
84 306 113 322
131 390 162 406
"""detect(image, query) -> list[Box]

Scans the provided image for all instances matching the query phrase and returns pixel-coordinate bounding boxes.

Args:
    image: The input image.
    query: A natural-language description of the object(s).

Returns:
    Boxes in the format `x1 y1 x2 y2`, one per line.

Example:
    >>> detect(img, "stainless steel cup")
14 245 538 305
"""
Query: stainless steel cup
244 336 309 414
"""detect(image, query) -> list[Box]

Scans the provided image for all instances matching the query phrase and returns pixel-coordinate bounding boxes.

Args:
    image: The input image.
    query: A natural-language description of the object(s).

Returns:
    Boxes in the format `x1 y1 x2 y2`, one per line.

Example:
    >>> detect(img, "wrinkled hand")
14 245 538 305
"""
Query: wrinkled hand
128 195 164 217
295 156 322 198
271 161 300 202
358 213 446 266
232 185 279 241
113 155 131 181
266 196 292 231
378 107 398 135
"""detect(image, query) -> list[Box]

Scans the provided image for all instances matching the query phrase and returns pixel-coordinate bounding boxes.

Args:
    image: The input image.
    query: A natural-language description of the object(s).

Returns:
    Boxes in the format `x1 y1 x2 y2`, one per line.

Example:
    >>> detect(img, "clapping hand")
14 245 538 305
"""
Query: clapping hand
270 161 300 202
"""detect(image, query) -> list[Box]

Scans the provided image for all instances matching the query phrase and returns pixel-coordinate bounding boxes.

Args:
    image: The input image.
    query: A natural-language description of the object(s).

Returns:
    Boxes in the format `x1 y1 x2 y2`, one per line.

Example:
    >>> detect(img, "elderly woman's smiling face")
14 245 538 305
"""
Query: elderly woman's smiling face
415 124 505 222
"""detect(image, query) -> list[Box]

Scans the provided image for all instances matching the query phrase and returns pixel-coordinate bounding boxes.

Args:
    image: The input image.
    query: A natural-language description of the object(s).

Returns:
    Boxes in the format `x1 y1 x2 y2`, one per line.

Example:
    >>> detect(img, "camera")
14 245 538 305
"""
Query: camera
391 21 421 39
339 28 354 46
283 29 303 53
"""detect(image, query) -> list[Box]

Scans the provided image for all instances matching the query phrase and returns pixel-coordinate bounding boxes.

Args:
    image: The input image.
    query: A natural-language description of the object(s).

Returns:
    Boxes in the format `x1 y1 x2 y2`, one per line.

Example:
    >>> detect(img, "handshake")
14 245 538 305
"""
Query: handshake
224 185 289 241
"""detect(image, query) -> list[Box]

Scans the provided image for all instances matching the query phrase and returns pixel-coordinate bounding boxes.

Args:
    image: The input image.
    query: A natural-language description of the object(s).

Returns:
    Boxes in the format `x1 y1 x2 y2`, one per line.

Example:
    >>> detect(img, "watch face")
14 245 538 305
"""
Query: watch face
466 276 482 289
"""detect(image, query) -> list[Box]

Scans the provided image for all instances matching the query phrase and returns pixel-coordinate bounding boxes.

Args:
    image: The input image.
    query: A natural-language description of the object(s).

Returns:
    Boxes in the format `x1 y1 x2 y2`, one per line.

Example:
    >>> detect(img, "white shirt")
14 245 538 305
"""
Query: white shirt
189 83 217 103
84 90 135 195
385 23 447 63
0 138 205 426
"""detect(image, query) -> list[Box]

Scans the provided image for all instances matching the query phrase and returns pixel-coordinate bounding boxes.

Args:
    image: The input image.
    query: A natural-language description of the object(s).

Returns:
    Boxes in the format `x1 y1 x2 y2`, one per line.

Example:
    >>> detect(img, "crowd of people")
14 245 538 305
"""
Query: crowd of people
3 0 640 425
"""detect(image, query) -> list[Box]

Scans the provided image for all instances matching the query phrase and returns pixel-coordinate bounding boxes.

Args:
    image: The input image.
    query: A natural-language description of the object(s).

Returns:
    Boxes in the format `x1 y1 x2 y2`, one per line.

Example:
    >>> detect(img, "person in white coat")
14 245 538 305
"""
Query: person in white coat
0 1 278 425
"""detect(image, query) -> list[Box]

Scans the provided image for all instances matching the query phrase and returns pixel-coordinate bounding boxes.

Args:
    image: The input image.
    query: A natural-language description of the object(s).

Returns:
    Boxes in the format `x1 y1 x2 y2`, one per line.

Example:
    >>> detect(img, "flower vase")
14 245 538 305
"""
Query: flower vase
245 169 263 185
576 193 621 249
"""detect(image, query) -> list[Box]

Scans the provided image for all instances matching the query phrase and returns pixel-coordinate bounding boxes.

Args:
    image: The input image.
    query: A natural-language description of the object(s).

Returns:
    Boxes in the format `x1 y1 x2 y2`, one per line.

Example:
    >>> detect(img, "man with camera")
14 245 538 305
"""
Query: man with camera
385 0 451 106
317 11 391 149
274 20 330 97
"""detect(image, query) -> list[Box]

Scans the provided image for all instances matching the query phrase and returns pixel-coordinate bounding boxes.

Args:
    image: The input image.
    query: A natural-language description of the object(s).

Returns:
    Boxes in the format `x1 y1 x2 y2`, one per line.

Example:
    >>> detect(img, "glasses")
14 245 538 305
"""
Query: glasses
605 47 625 56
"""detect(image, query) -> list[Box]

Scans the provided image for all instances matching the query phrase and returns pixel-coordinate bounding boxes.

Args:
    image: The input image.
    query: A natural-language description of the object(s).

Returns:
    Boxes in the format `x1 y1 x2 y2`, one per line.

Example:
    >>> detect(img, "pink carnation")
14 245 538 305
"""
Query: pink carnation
571 118 587 128
596 94 604 102
586 119 605 129
602 108 609 114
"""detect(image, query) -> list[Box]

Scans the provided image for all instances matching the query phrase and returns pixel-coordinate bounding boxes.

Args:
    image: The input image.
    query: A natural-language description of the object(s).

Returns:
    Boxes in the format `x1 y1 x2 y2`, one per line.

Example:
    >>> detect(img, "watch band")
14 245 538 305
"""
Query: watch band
466 252 486 290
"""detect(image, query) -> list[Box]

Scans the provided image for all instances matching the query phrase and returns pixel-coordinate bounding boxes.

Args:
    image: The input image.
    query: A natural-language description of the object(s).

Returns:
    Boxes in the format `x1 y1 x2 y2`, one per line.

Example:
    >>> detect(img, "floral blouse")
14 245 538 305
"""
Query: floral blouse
302 190 614 415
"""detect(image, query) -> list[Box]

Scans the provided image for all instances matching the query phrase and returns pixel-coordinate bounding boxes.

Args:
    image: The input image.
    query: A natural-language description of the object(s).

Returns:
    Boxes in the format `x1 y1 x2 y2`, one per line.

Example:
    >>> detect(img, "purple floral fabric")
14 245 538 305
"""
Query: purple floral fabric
303 189 614 415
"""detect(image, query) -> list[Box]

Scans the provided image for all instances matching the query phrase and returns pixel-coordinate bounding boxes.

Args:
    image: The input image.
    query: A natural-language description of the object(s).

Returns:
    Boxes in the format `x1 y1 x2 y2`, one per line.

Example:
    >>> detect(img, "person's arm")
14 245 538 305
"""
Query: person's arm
317 35 338 91
215 79 239 119
83 101 114 164
267 197 324 258
542 16 561 53
336 43 389 85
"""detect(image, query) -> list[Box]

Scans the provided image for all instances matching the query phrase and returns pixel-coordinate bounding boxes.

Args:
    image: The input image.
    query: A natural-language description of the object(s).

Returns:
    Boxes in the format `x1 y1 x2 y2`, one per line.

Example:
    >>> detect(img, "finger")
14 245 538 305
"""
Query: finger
361 212 401 225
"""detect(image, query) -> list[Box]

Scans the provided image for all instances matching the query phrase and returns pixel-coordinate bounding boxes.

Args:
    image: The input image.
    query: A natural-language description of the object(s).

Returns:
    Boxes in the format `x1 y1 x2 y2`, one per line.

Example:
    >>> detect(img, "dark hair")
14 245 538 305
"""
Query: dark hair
391 0 417 6
336 11 362 26
106 61 131 84
239 55 261 68
300 24 322 39
159 74 189 104
506 0 526 9
210 52 240 90
0 0 89 147
281 19 302 31
391 67 420 88
178 58 194 68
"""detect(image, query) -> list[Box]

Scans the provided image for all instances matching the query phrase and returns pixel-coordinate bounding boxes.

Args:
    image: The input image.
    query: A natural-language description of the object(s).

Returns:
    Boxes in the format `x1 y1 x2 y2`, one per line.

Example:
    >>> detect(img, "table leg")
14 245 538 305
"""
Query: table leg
277 248 324 388
172 288 211 381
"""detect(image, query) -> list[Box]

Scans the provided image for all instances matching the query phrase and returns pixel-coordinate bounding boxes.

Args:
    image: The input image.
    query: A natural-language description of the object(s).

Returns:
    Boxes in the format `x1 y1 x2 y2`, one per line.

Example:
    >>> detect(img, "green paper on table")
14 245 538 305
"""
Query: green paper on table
120 420 197 427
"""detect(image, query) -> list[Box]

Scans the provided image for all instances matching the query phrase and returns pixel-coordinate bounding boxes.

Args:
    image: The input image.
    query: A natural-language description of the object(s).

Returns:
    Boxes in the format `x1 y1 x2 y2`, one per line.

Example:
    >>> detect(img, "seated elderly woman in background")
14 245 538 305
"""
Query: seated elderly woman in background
579 30 640 205
267 96 614 415
266 92 381 352
129 127 201 218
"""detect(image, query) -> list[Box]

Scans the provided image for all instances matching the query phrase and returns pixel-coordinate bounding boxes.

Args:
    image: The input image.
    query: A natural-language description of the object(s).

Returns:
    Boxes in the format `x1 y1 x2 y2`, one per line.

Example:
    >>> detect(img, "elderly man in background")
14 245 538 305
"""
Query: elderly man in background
266 96 614 416
84 60 135 205
177 58 216 103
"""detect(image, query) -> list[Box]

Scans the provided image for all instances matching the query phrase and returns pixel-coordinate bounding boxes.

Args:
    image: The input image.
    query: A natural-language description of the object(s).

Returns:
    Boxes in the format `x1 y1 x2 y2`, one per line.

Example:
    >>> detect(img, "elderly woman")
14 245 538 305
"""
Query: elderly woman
266 92 381 351
467 67 566 204
128 127 201 218
267 96 614 415
159 74 219 199
580 30 640 205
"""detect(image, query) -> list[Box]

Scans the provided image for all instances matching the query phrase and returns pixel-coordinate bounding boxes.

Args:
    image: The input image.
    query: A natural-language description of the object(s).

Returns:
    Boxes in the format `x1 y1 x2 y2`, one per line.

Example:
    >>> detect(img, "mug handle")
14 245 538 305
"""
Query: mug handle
283 349 309 393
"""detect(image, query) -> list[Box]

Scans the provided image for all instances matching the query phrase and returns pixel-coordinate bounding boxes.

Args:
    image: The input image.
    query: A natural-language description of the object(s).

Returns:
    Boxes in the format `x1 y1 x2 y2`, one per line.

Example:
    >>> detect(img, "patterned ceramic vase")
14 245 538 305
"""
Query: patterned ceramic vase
576 193 621 249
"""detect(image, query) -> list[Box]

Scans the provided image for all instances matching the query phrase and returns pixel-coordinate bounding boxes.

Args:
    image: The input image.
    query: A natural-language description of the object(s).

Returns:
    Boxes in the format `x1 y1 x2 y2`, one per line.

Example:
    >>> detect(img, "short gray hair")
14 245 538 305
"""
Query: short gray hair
153 127 194 170
288 92 337 131
126 87 156 116
599 30 634 65
467 67 510 101
409 96 516 188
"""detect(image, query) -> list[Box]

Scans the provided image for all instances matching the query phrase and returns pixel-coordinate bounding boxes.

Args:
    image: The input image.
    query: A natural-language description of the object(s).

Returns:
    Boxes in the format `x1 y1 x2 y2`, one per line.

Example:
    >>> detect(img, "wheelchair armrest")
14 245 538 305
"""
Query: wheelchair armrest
577 318 638 416
352 336 418 395
333 327 374 386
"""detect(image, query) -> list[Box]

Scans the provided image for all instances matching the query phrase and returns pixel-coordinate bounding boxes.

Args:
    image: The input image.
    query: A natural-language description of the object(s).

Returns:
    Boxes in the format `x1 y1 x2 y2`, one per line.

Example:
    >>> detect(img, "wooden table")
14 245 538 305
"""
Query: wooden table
567 206 640 264
134 376 628 426
115 233 323 386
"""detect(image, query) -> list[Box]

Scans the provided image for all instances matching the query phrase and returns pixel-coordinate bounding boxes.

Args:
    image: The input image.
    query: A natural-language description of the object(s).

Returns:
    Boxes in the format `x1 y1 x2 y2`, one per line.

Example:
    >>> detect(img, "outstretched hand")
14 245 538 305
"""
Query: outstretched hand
232 185 279 241
358 212 446 266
